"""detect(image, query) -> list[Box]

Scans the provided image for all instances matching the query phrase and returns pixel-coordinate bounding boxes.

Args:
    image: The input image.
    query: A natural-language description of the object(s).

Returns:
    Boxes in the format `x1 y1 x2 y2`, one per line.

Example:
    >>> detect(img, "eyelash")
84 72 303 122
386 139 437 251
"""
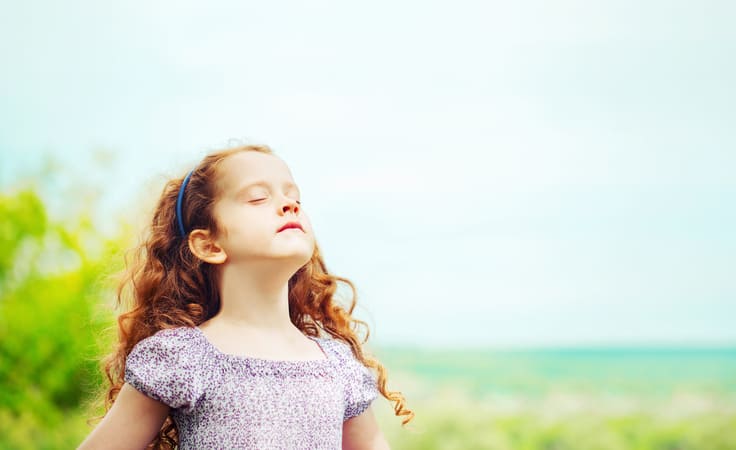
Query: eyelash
250 198 301 205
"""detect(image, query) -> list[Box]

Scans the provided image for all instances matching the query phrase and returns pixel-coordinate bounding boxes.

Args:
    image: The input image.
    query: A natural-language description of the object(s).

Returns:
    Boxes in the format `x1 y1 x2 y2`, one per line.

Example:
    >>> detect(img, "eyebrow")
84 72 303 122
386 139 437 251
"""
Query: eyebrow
235 180 301 196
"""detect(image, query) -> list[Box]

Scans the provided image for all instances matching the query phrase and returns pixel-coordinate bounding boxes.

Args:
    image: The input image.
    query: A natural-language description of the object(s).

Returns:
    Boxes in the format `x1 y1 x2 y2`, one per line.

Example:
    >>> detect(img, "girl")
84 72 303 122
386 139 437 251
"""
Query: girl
79 144 413 449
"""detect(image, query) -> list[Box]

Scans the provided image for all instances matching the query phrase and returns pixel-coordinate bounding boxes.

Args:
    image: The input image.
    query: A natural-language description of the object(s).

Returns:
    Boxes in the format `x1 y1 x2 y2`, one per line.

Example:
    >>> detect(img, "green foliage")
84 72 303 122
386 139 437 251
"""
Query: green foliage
0 187 122 449
0 189 47 284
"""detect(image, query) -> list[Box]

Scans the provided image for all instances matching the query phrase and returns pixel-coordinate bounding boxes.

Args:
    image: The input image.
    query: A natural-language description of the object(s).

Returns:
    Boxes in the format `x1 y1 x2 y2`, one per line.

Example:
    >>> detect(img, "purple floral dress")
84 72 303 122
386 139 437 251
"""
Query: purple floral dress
124 326 379 449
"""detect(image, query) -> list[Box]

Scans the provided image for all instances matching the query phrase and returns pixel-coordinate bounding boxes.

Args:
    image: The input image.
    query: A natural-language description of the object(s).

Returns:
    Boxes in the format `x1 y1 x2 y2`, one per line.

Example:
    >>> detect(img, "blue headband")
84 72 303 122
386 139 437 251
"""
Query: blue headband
176 170 194 237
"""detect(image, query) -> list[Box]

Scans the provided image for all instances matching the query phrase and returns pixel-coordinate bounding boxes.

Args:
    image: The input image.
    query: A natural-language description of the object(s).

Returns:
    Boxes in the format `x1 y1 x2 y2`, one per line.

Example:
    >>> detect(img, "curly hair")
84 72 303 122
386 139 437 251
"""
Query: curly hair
93 144 414 448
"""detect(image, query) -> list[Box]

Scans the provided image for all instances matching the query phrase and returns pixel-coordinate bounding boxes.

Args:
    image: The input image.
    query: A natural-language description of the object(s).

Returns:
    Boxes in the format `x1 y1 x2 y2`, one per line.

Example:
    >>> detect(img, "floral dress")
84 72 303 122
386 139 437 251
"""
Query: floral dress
124 326 378 449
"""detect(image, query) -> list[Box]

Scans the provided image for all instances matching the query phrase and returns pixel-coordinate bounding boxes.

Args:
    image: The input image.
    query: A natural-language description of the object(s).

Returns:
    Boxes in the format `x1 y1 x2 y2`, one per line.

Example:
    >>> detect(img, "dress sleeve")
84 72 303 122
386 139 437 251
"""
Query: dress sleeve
124 329 205 411
336 341 380 421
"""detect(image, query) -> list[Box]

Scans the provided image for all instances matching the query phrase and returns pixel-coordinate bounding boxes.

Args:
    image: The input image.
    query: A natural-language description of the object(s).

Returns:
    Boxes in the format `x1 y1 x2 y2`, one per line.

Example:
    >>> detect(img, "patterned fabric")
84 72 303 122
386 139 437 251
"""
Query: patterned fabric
124 326 379 449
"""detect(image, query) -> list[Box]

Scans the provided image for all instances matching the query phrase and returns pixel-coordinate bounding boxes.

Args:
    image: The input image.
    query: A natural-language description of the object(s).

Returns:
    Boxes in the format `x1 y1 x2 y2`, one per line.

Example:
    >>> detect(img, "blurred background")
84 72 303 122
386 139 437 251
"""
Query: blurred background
1 1 734 448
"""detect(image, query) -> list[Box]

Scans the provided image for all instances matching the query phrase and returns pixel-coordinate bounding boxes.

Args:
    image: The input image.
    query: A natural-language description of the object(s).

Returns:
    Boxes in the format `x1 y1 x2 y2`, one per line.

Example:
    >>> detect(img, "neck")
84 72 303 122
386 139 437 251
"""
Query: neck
211 260 298 333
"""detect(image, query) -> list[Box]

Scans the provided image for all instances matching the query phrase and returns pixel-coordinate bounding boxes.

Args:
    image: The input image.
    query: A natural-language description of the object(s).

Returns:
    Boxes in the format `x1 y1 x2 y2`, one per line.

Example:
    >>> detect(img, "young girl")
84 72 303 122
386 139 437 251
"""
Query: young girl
78 144 413 449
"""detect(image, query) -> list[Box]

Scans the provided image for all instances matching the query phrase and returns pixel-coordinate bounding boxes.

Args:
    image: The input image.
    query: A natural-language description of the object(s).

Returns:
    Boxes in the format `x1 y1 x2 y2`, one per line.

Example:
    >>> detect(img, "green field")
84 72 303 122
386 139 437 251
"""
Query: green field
372 347 736 450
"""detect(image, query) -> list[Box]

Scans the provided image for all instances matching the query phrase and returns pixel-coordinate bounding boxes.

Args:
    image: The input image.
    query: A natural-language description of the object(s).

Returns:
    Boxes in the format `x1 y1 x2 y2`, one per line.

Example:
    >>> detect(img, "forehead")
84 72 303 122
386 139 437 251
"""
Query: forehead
217 151 295 193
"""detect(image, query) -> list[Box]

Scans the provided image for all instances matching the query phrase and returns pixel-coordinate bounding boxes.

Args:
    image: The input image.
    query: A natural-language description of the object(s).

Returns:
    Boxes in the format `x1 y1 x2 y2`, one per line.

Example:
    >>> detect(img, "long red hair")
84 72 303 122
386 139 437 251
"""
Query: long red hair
95 144 414 448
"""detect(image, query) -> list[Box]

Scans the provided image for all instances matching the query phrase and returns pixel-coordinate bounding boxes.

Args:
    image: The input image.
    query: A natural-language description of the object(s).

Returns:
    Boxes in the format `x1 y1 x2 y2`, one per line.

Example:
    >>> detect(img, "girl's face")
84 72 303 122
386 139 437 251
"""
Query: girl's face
210 151 315 267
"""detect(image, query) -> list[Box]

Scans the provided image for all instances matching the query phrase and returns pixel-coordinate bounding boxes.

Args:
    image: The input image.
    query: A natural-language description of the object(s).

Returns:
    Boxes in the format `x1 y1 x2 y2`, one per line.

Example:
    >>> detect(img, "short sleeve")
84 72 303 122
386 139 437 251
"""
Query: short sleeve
334 341 379 421
124 328 206 411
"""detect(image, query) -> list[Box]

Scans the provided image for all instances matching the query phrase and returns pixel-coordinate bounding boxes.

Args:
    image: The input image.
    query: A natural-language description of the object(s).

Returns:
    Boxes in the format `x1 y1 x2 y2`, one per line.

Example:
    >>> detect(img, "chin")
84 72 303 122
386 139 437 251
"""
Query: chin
272 237 315 262
282 244 314 263
297 246 315 263
281 253 312 275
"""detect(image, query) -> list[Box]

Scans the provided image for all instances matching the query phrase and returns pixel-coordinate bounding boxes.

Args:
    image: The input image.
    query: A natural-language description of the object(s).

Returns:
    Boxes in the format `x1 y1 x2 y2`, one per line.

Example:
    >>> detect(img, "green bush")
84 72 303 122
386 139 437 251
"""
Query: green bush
0 187 121 449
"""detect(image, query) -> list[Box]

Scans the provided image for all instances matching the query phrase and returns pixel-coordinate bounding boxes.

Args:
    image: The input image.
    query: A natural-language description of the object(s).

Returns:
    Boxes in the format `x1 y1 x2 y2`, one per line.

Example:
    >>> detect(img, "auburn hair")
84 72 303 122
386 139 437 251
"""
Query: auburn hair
93 144 414 448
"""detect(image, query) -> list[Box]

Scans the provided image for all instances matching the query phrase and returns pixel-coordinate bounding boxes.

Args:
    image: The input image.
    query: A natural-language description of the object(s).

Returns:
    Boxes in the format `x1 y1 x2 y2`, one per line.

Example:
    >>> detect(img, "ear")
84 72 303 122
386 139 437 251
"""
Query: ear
188 229 227 264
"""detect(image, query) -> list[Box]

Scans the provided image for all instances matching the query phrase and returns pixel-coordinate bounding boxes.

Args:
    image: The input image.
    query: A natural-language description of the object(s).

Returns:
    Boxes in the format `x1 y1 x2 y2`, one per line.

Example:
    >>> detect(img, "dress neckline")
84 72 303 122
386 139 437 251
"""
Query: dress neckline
192 326 331 365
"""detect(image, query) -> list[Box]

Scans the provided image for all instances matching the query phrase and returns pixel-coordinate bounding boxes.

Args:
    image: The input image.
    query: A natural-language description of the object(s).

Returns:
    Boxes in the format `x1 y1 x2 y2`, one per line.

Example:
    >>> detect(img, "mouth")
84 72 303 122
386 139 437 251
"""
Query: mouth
277 221 304 233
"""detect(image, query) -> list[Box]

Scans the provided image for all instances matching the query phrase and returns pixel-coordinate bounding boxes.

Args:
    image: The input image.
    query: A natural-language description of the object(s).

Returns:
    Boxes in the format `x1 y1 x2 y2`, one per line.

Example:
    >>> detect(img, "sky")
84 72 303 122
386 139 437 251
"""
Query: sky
1 0 734 348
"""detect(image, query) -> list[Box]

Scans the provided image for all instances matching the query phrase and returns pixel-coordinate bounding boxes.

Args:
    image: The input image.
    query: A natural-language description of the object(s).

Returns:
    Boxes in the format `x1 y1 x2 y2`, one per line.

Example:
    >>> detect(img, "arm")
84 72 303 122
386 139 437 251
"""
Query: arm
77 382 170 450
342 406 390 450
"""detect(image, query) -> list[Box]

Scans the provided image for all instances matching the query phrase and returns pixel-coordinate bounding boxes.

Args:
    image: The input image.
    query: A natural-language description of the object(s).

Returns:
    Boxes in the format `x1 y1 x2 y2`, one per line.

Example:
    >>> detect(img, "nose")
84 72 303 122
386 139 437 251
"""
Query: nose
281 196 300 215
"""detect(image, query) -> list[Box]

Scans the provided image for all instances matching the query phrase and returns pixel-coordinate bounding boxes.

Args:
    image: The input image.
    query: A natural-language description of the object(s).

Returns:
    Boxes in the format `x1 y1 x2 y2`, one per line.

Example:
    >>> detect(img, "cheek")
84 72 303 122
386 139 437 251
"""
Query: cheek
214 207 253 236
300 214 314 233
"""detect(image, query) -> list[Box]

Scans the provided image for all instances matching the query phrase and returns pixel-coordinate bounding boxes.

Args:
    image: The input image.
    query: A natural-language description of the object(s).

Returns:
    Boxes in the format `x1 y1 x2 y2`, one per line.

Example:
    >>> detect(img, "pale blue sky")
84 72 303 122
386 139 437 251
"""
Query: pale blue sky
2 0 734 347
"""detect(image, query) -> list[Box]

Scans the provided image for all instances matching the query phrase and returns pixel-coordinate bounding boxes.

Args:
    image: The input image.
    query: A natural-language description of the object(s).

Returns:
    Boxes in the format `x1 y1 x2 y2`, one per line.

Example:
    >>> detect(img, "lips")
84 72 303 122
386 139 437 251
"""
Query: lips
277 221 304 232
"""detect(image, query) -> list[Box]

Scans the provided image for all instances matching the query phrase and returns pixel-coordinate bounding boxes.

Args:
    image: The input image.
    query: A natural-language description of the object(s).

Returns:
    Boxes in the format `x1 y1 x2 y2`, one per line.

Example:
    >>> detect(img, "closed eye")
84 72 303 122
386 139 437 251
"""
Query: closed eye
249 198 301 204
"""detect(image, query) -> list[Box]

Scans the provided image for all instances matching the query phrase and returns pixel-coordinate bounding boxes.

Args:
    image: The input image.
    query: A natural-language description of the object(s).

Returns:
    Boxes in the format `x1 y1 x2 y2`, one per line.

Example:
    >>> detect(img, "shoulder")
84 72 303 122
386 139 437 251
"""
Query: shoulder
124 326 211 410
320 336 351 356
136 326 200 347
317 336 380 421
318 336 361 364
128 326 203 362
126 326 211 380
316 336 376 385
